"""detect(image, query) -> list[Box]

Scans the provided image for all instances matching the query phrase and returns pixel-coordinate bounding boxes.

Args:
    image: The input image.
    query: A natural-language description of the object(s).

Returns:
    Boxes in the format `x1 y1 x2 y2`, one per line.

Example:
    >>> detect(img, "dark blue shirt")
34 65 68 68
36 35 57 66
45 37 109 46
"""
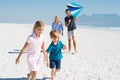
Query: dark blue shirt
46 41 64 60
65 15 76 31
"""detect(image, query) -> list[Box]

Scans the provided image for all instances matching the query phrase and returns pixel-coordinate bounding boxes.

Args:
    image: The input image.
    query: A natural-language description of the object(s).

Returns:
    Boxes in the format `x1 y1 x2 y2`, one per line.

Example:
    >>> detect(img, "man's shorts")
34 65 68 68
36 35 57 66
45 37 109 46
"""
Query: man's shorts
67 30 76 39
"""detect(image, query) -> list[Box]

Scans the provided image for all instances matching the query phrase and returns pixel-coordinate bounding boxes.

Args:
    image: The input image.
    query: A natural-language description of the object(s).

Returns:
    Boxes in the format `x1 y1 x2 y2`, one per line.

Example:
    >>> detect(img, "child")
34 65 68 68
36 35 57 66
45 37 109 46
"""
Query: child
15 21 46 80
46 30 67 80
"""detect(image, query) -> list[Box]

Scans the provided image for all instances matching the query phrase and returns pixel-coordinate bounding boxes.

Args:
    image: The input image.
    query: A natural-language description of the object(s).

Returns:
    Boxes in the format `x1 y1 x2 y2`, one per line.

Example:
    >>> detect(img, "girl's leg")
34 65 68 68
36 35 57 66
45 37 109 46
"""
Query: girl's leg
51 69 55 80
27 73 31 80
27 71 33 80
31 71 37 80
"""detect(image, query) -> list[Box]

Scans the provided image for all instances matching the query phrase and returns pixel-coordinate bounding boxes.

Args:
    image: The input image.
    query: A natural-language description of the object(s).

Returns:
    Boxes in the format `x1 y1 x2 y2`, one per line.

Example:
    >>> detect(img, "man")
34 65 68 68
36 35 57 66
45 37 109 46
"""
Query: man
64 9 78 53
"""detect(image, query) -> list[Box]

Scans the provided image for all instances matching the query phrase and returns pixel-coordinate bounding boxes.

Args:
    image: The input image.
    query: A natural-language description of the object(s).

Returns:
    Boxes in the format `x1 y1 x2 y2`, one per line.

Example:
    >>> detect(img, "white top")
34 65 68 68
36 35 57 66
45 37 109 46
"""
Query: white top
26 33 45 56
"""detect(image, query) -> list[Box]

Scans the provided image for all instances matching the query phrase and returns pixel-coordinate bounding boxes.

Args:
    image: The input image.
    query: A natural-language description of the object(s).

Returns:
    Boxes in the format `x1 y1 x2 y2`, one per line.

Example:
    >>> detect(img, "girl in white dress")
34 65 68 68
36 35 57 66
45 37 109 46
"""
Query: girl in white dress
16 21 46 80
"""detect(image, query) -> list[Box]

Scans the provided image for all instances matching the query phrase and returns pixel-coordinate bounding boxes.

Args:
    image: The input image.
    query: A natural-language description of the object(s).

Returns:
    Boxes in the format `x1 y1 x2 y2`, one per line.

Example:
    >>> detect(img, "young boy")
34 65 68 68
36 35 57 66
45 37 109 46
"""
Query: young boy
46 30 66 80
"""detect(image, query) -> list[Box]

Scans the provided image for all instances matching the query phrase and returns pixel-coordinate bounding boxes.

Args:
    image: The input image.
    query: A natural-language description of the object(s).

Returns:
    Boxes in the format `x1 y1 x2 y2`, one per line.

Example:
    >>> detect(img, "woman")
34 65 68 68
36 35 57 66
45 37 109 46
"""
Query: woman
52 16 63 36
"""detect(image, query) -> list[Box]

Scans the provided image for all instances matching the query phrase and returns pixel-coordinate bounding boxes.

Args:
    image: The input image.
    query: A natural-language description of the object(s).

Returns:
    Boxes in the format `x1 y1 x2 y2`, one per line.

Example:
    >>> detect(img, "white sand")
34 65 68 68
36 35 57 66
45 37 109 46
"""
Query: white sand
0 23 120 80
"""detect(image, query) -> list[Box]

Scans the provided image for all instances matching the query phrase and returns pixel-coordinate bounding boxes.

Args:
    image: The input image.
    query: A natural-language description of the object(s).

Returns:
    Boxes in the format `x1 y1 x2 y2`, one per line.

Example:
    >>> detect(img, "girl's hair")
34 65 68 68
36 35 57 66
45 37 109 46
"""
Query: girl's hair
50 30 59 38
33 21 44 32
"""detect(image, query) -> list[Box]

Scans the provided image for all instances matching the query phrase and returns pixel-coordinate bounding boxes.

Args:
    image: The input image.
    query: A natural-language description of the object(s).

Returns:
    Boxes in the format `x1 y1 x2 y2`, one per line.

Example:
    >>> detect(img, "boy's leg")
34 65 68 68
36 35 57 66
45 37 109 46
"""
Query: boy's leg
51 69 55 80
50 60 56 80
55 60 61 76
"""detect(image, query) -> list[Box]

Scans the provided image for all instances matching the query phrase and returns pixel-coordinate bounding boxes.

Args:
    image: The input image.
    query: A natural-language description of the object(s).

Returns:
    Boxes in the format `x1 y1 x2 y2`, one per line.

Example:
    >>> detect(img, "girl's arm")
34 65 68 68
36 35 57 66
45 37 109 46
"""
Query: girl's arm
15 42 29 64
46 53 49 67
41 42 46 55
41 42 47 61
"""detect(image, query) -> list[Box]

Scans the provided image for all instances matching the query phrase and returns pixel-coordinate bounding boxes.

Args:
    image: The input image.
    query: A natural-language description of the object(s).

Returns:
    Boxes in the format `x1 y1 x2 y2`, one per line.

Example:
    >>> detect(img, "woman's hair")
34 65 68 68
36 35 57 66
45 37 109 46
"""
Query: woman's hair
33 21 44 32
50 30 59 38
54 16 60 24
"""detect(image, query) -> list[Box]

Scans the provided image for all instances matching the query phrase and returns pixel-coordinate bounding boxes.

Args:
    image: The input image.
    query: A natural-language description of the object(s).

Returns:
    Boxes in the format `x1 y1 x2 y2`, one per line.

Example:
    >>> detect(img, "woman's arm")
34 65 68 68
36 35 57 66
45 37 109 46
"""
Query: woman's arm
60 23 64 35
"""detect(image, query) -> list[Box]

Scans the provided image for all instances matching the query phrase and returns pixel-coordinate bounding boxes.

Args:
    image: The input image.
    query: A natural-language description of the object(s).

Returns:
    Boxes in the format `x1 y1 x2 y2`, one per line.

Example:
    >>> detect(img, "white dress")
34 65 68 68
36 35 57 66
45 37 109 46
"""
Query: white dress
26 33 45 71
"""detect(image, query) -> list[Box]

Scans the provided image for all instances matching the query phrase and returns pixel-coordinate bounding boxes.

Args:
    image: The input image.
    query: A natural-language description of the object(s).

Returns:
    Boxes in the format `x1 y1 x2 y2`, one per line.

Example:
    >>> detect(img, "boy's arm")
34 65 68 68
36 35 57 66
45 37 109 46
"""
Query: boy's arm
16 42 29 64
62 45 67 50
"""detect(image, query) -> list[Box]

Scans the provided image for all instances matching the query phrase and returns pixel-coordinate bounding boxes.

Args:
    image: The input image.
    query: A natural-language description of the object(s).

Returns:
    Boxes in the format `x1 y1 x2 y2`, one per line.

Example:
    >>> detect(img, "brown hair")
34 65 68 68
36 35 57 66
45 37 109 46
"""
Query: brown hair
65 9 69 12
50 30 59 38
33 21 44 32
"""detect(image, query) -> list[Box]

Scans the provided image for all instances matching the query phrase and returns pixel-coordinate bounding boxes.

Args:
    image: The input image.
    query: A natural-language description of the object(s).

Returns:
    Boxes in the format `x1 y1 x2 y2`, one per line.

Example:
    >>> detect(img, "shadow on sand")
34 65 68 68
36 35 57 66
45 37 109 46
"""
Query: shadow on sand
0 77 51 80
8 49 27 54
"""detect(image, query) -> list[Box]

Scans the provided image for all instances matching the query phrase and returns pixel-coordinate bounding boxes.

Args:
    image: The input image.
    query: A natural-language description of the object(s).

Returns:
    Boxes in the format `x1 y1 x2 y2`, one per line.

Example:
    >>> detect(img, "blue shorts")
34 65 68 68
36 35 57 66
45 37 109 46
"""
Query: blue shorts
50 60 61 69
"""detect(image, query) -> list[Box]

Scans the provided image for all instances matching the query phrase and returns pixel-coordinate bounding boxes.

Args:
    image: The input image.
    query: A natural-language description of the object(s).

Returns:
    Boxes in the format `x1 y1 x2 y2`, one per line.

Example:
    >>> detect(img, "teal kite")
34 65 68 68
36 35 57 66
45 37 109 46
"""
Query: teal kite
67 2 83 18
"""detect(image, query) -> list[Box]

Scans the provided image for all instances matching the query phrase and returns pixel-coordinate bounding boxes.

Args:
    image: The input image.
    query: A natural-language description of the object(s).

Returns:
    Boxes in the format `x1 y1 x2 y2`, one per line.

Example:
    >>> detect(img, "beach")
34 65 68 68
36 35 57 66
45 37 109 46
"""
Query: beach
0 23 120 80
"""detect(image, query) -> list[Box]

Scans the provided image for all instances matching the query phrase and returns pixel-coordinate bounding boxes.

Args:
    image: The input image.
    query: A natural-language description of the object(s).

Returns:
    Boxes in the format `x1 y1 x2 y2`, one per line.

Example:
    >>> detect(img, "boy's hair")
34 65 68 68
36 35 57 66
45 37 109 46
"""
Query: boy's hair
50 30 59 38
33 21 44 32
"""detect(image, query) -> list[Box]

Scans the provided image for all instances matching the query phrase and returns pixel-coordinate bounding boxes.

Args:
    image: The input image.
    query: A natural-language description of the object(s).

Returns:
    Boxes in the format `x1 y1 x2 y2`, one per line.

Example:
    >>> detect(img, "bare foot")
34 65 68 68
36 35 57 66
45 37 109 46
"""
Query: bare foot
68 50 71 54
75 51 78 53
74 50 78 53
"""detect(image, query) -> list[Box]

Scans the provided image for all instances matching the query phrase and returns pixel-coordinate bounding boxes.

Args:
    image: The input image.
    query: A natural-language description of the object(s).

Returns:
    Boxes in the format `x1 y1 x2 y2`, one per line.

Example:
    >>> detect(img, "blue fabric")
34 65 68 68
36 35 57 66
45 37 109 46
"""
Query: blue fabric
67 2 81 8
50 60 61 69
65 15 76 31
51 22 63 35
70 2 81 7
46 41 64 60
69 7 80 11
67 2 83 18
72 9 81 18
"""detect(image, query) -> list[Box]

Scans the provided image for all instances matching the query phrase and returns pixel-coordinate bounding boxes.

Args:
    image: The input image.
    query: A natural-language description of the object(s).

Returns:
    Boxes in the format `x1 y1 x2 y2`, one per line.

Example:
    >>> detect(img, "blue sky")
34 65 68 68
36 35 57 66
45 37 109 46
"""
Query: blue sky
0 0 119 24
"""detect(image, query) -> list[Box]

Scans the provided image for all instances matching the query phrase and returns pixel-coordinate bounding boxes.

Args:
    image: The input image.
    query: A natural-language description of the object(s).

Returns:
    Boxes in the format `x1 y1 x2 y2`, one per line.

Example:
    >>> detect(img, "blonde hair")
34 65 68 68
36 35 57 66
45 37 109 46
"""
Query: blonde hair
33 21 44 33
54 16 60 24
50 30 59 38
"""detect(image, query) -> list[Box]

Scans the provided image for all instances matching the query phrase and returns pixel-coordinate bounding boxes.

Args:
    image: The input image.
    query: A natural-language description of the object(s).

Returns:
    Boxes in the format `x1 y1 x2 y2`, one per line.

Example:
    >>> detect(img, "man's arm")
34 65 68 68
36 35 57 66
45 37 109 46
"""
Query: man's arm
65 19 71 27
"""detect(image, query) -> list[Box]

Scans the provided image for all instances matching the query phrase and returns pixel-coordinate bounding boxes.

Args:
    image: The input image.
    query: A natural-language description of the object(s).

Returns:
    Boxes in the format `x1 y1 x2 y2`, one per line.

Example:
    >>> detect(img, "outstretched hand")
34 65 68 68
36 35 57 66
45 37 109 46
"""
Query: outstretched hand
15 57 20 65
63 45 67 50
